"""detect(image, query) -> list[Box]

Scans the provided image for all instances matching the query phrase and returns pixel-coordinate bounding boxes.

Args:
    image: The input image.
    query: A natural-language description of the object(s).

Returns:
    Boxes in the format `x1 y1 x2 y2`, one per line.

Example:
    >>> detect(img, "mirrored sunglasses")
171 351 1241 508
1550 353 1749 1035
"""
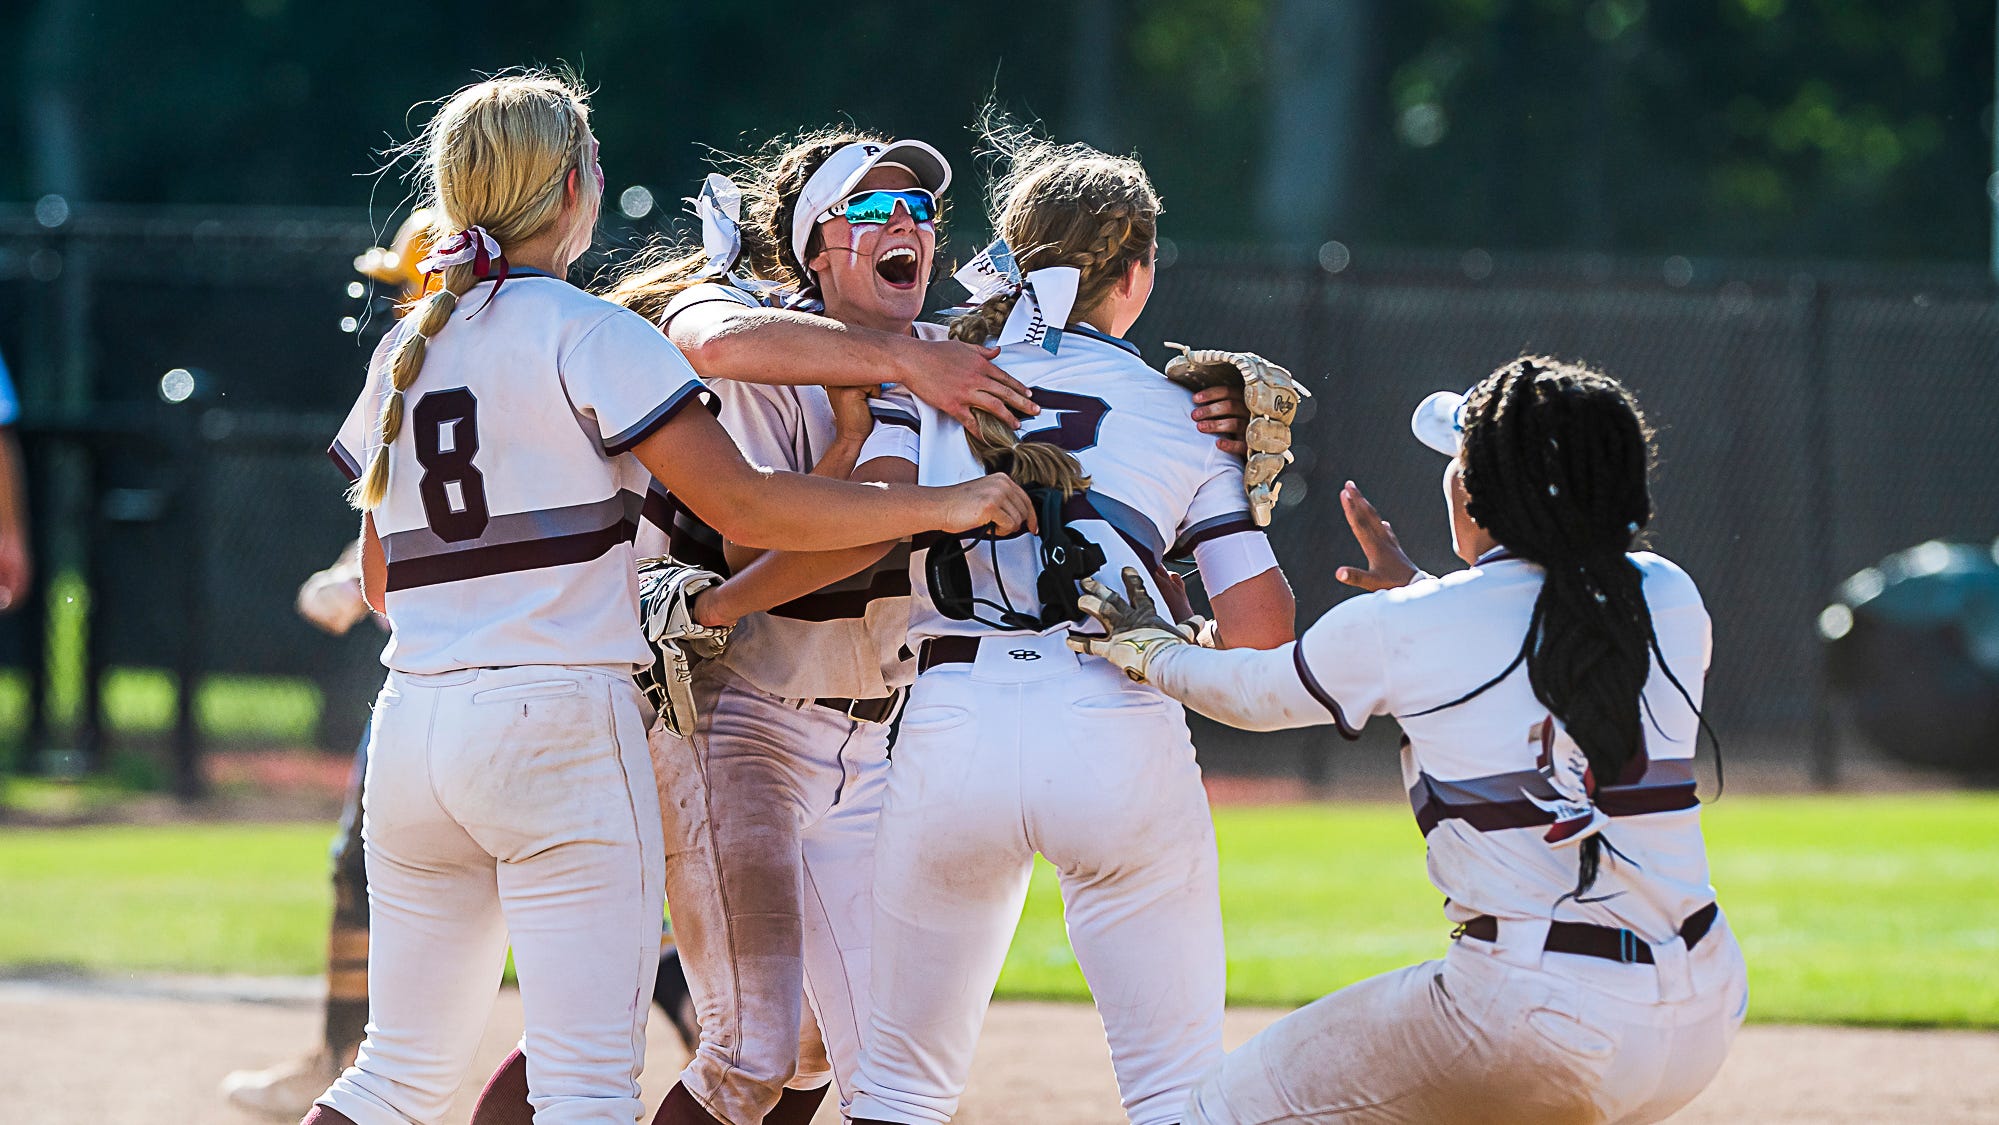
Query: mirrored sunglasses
822 188 937 226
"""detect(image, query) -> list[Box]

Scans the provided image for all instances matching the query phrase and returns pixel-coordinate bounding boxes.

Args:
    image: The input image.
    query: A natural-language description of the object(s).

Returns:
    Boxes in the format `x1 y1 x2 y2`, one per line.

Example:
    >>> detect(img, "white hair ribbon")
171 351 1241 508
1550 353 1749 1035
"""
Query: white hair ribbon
416 226 502 277
691 174 744 278
952 238 1080 354
1523 718 1611 847
416 225 511 316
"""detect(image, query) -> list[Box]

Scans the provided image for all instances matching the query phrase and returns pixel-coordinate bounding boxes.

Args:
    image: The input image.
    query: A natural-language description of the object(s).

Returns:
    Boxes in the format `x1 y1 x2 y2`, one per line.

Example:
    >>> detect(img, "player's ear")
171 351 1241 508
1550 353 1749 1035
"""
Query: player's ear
795 224 825 277
1115 256 1145 298
565 167 579 206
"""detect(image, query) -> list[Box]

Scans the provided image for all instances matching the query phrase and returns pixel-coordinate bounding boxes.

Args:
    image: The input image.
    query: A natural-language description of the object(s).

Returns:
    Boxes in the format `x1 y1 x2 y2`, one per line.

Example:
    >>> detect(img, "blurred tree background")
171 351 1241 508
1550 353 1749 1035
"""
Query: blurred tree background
5 0 1994 258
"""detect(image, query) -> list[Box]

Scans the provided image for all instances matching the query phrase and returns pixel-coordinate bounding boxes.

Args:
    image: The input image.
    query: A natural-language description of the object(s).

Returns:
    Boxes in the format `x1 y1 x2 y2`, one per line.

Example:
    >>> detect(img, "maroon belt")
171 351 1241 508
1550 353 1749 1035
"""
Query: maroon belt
1458 902 1719 966
916 636 981 673
812 691 903 725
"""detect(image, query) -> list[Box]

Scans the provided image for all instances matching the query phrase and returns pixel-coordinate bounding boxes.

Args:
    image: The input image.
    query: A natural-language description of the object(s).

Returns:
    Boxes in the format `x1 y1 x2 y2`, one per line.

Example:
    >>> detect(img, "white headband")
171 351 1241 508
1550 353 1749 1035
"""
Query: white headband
952 238 1080 354
790 139 952 280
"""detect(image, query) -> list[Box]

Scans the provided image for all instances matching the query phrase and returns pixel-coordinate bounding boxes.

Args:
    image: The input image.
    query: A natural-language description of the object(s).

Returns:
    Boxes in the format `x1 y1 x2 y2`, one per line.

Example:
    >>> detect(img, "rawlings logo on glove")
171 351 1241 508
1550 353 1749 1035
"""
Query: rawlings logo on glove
1161 343 1309 528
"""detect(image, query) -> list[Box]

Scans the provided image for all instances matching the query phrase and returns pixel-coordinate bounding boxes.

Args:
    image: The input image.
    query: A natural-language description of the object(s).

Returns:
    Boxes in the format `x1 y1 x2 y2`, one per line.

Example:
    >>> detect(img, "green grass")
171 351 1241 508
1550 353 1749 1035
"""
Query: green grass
1 795 1995 1026
0 823 334 977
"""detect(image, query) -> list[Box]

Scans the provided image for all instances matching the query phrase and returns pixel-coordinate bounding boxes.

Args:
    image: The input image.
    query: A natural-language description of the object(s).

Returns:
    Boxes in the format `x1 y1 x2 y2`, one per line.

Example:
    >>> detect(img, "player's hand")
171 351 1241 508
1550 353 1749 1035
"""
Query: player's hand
898 338 1040 431
1156 567 1197 623
0 532 31 614
1068 568 1192 682
937 474 1037 537
690 587 738 630
1335 481 1421 591
825 384 878 446
1190 384 1250 458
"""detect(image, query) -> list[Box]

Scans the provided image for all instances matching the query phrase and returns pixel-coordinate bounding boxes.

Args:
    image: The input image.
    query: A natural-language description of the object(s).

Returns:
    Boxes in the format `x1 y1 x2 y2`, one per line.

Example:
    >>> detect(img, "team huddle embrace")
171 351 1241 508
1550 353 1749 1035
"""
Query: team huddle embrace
303 72 1746 1125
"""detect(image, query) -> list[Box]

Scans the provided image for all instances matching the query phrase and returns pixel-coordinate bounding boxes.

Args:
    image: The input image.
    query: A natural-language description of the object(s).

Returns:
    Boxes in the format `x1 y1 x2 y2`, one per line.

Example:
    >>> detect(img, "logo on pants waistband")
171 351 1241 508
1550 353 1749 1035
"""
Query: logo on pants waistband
1008 649 1043 661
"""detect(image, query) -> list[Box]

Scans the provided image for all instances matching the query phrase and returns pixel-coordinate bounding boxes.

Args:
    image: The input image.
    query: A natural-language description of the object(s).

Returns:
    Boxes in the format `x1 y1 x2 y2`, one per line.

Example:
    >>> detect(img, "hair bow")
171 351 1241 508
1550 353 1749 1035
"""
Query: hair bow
1523 718 1612 848
690 174 744 278
952 238 1080 354
416 225 510 316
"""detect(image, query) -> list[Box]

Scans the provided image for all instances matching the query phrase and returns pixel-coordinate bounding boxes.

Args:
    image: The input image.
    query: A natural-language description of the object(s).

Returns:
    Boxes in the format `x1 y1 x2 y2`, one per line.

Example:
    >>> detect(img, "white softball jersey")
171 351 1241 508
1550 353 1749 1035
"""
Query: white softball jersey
858 324 1276 649
1159 548 1715 939
632 282 920 699
331 273 713 675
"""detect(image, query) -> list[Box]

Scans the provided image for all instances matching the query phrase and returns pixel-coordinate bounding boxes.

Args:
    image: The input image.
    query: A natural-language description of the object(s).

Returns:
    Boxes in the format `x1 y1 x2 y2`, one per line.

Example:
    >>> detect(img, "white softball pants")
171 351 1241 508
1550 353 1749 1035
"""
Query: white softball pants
651 662 891 1124
847 632 1227 1125
1184 916 1749 1124
317 665 665 1125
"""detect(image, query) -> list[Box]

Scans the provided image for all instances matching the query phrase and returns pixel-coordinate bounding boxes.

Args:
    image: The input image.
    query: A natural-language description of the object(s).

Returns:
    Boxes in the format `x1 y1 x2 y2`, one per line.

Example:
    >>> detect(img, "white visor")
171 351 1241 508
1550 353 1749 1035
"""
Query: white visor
790 139 953 279
1411 389 1470 456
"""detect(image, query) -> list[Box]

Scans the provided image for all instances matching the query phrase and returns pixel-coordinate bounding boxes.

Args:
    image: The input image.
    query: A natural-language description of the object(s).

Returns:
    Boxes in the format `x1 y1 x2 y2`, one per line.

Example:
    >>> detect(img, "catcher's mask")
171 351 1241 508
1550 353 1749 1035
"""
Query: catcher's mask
926 486 1106 632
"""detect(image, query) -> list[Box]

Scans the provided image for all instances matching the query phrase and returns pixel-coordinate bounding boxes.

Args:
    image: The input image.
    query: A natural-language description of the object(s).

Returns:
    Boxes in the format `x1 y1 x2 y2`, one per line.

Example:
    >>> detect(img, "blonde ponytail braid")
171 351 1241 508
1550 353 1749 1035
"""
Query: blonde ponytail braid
351 263 478 509
351 70 596 511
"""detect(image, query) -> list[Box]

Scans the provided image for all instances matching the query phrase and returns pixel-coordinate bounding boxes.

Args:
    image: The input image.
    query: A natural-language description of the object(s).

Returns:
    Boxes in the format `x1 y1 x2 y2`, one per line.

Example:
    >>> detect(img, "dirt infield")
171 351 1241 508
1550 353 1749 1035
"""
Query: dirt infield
3 976 1994 1123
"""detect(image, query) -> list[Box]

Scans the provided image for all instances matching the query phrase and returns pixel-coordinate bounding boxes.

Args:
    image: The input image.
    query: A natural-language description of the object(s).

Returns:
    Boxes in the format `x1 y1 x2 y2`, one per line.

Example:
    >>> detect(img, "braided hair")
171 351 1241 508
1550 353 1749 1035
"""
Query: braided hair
1416 357 1713 897
947 113 1160 496
354 72 594 510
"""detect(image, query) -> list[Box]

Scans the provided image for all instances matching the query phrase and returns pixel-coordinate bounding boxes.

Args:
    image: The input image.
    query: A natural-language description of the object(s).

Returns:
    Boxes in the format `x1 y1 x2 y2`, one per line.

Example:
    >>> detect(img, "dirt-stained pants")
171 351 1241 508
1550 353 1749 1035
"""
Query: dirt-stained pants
653 662 890 1124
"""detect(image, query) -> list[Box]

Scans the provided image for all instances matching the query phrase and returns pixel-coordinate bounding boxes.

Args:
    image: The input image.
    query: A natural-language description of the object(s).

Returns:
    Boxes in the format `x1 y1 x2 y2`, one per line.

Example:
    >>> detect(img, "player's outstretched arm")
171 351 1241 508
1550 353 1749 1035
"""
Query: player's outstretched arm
635 410 1032 553
1071 568 1334 733
691 456 915 628
668 301 1036 428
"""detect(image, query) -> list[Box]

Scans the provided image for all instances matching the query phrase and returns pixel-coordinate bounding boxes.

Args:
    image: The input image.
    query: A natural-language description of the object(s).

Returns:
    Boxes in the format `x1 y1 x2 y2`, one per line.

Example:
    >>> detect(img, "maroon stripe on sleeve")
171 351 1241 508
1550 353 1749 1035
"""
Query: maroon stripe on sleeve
603 383 720 456
328 441 362 483
869 402 920 432
1292 643 1361 740
1171 516 1259 558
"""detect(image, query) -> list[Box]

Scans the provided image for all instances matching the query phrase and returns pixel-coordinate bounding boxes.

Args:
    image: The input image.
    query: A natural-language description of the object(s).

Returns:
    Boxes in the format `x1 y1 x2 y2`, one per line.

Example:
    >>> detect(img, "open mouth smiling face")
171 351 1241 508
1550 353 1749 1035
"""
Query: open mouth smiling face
876 242 921 288
812 165 936 322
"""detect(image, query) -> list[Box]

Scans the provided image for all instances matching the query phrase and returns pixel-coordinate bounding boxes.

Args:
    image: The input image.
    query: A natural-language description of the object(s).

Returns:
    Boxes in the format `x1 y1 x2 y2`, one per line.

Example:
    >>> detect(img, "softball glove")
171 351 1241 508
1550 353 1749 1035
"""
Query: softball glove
1162 342 1309 527
634 558 731 736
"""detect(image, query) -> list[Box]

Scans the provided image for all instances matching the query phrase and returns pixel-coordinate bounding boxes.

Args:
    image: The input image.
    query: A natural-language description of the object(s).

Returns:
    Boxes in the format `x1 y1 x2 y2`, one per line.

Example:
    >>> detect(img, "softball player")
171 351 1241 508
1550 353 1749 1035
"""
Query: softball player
452 129 1254 1125
619 136 961 1125
305 75 1027 1125
835 132 1297 1125
1076 358 1747 1125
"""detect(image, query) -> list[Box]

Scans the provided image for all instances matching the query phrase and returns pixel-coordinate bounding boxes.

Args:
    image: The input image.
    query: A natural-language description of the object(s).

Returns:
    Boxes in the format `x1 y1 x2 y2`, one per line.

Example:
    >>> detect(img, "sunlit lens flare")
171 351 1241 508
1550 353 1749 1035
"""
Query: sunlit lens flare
160 368 196 403
619 185 654 219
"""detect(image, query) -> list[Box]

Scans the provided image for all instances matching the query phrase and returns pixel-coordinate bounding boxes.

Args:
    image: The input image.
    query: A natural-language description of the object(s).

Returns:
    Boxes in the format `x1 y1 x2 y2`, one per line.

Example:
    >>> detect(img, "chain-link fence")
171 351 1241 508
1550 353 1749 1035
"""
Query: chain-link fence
3 208 1994 789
